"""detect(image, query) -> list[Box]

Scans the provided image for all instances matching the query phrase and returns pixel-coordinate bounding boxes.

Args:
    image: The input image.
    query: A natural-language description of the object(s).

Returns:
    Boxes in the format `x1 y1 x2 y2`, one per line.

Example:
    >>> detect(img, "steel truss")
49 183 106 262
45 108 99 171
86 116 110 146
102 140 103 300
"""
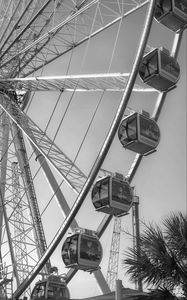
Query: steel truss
0 0 185 299
106 216 121 291
0 107 50 298
0 73 156 92
0 0 149 77
12 1 157 297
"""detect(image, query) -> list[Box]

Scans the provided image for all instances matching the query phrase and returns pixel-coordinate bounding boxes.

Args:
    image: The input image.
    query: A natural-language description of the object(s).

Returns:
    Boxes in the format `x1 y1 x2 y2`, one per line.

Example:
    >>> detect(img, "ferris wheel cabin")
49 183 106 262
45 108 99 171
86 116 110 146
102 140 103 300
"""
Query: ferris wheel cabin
91 174 133 217
139 47 180 91
61 229 102 272
118 111 160 155
30 275 70 300
154 0 187 32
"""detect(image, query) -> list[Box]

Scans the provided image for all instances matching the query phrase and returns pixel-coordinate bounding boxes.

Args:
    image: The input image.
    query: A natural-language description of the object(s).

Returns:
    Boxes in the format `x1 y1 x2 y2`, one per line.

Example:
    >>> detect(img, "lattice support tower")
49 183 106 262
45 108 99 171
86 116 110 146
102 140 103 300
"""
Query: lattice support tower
106 216 122 291
0 101 51 295
11 161 32 297
0 250 13 299
132 196 142 291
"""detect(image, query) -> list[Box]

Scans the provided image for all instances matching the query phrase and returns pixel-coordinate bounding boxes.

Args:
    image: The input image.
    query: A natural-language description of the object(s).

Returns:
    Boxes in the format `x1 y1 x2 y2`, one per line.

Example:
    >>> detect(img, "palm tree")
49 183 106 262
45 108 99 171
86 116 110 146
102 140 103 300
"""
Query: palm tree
122 212 187 299
129 287 179 299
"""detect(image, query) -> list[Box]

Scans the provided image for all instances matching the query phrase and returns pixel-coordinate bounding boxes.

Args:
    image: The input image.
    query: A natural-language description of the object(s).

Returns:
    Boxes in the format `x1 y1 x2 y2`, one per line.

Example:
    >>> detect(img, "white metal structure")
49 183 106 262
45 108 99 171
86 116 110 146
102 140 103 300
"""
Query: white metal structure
0 0 185 299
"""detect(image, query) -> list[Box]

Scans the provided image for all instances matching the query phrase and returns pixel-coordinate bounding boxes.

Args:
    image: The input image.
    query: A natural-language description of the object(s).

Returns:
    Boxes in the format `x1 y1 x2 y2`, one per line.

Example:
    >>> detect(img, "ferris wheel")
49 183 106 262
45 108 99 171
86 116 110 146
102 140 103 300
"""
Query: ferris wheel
0 0 186 299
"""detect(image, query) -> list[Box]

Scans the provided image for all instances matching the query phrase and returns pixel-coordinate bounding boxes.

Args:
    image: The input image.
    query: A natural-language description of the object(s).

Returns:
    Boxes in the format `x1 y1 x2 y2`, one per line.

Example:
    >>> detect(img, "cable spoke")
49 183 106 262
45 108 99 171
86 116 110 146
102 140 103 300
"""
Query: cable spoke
0 1 148 77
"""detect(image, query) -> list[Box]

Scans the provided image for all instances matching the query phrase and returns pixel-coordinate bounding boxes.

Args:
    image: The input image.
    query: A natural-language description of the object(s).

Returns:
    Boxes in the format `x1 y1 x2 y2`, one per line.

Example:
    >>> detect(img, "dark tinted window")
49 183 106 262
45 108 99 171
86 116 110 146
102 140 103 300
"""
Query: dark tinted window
112 180 132 205
62 237 71 265
47 283 68 299
139 52 158 80
31 283 46 300
118 121 129 144
92 178 109 202
160 52 180 78
126 117 137 141
154 0 172 19
80 236 102 262
62 236 78 265
69 235 78 264
174 0 187 13
139 116 160 142
162 0 172 13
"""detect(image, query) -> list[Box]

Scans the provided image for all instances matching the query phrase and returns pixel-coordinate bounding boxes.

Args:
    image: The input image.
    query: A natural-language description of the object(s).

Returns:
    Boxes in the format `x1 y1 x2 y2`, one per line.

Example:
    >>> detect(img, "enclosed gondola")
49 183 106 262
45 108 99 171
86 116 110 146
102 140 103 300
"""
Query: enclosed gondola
154 0 187 32
61 228 102 272
31 274 70 300
118 111 160 155
139 47 180 91
91 173 133 217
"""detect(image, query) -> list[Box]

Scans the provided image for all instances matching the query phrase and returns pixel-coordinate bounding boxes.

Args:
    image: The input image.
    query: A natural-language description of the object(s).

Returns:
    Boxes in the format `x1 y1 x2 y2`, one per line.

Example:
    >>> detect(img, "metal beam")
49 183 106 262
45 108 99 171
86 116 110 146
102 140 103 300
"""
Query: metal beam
31 145 110 293
0 109 9 241
32 145 79 230
127 31 184 182
0 0 38 54
0 93 87 193
0 0 54 56
11 121 51 274
0 104 20 286
0 73 156 92
12 1 156 297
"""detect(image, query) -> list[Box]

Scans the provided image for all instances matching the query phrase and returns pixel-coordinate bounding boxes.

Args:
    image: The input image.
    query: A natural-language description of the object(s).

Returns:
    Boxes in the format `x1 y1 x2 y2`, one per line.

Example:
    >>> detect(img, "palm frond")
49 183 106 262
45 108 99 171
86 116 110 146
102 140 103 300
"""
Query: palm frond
163 212 187 257
129 287 179 299
122 212 187 295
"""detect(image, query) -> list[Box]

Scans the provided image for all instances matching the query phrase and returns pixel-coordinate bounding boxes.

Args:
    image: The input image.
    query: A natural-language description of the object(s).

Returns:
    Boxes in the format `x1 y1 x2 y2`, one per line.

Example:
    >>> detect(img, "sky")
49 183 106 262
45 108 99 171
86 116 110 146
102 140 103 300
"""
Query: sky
23 3 187 299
